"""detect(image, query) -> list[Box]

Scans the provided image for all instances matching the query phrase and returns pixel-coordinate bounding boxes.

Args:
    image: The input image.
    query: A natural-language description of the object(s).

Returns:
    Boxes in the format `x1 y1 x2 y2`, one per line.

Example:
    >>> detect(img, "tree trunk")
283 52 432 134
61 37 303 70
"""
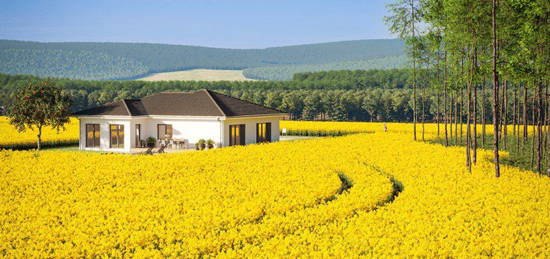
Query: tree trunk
455 91 459 144
450 92 454 142
482 84 486 146
544 82 550 177
422 87 426 141
466 76 472 172
444 52 449 146
492 0 500 177
473 83 478 163
411 0 417 141
512 86 518 141
36 125 42 150
523 83 528 144
503 80 508 149
513 86 519 151
498 82 505 143
460 89 464 144
536 83 543 174
530 92 536 170
437 88 441 137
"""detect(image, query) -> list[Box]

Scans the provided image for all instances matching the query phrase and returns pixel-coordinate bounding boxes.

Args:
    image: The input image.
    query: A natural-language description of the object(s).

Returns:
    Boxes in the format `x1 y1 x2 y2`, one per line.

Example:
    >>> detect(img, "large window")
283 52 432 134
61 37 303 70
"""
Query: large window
110 124 124 148
256 122 272 143
157 124 173 140
85 124 100 148
229 124 245 146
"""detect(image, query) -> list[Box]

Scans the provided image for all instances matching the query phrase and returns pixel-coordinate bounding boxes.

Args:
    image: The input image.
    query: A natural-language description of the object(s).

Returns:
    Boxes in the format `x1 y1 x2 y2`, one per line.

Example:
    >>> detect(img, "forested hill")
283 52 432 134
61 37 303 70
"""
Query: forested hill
0 39 405 80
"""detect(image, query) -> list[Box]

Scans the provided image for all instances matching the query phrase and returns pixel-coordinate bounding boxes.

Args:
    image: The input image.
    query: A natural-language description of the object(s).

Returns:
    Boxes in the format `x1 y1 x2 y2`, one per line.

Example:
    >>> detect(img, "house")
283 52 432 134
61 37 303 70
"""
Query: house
73 89 285 152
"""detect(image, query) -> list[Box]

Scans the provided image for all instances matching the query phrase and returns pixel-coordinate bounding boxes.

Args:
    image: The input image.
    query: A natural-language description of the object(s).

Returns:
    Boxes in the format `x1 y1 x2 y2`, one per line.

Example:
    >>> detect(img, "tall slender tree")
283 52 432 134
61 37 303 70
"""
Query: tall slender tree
385 0 423 141
491 0 501 177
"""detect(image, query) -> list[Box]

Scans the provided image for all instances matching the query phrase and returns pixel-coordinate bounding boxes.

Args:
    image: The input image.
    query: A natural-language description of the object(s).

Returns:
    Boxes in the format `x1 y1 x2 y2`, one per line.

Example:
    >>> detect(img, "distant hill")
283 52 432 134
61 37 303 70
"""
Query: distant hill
243 55 408 80
0 39 405 80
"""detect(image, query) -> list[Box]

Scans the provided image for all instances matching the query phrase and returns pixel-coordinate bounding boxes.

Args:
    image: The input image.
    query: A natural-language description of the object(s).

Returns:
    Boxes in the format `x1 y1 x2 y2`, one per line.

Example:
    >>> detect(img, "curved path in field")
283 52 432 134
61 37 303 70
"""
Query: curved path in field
196 166 402 257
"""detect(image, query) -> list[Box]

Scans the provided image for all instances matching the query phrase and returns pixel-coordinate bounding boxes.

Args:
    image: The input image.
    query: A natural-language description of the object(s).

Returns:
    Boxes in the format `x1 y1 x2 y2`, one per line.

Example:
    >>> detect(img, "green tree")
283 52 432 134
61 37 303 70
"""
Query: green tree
7 80 72 150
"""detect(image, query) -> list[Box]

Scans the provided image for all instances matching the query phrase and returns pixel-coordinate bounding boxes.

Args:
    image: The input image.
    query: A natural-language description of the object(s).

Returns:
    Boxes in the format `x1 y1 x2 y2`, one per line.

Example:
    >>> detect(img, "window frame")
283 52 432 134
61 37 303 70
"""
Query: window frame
85 124 100 148
109 124 125 148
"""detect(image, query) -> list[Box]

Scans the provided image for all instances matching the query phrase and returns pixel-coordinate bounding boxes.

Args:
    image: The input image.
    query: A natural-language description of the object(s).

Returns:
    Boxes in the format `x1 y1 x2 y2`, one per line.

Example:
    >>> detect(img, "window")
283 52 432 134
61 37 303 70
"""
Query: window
110 124 124 148
135 124 141 147
157 124 173 140
256 122 272 143
85 124 100 148
229 124 245 146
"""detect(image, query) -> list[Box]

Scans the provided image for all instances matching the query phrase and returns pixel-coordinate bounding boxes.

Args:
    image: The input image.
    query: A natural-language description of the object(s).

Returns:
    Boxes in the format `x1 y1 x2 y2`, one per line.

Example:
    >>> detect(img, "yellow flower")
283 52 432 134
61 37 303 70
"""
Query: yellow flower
0 120 548 257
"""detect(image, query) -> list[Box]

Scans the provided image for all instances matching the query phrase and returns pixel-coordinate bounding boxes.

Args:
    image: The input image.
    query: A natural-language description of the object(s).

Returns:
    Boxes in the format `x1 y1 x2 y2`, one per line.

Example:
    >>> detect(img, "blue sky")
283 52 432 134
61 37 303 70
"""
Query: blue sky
0 0 394 49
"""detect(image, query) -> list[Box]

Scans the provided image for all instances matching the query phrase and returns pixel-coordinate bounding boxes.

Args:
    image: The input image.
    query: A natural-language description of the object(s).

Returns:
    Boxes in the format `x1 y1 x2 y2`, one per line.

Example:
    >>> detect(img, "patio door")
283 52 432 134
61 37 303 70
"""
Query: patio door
229 124 245 146
135 124 141 147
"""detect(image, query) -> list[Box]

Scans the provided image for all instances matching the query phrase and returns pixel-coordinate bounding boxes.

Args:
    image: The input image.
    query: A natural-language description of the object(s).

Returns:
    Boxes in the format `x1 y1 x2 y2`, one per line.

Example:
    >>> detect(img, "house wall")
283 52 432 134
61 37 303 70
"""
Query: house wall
78 115 282 152
222 116 281 146
78 117 132 152
144 118 223 147
131 118 148 148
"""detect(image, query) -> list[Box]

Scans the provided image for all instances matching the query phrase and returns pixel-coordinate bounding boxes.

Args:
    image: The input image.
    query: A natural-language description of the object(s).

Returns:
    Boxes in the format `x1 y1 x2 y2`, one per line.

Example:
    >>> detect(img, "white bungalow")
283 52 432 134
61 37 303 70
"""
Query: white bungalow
73 89 285 152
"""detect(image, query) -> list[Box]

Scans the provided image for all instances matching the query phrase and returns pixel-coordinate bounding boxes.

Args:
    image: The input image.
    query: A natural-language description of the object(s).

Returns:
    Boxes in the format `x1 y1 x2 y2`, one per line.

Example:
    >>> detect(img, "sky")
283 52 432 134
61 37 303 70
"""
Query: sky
0 0 395 49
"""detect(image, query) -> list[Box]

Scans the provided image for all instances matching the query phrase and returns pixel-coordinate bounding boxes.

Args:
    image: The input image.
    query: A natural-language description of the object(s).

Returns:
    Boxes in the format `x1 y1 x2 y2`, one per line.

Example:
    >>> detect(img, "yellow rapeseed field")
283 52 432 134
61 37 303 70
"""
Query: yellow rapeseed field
0 116 79 149
280 120 536 136
0 120 548 257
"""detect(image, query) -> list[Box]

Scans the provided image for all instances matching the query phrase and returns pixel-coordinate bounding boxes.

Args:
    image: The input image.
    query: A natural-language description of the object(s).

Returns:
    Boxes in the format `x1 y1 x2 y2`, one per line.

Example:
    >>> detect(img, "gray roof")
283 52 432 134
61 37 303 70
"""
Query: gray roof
74 89 283 117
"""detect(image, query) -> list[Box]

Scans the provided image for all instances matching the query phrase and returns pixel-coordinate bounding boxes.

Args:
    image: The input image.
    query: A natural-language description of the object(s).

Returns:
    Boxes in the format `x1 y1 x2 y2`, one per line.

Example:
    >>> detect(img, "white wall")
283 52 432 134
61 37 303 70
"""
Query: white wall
144 118 223 147
78 118 132 152
78 115 282 152
222 116 281 147
131 118 148 148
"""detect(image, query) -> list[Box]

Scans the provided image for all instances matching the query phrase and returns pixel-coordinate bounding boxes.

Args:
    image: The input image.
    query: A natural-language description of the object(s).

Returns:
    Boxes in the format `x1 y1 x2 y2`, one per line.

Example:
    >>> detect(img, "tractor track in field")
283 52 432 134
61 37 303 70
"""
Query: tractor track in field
201 163 404 257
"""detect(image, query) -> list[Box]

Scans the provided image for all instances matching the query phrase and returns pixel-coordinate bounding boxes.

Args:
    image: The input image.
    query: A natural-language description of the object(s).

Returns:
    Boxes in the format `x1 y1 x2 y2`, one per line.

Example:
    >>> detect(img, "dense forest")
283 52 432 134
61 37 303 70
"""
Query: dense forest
0 39 404 80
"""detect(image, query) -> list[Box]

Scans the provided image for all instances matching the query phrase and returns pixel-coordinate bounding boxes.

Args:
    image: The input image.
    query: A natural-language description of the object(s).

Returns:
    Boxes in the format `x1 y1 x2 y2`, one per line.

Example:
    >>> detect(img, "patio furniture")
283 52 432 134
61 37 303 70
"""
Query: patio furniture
143 147 153 155
173 139 186 149
157 145 166 154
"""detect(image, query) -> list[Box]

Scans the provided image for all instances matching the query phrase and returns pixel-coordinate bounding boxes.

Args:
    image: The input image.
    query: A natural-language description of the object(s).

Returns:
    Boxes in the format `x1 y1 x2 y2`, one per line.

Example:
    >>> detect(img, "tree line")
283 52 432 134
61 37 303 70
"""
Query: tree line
0 69 410 111
0 72 542 127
